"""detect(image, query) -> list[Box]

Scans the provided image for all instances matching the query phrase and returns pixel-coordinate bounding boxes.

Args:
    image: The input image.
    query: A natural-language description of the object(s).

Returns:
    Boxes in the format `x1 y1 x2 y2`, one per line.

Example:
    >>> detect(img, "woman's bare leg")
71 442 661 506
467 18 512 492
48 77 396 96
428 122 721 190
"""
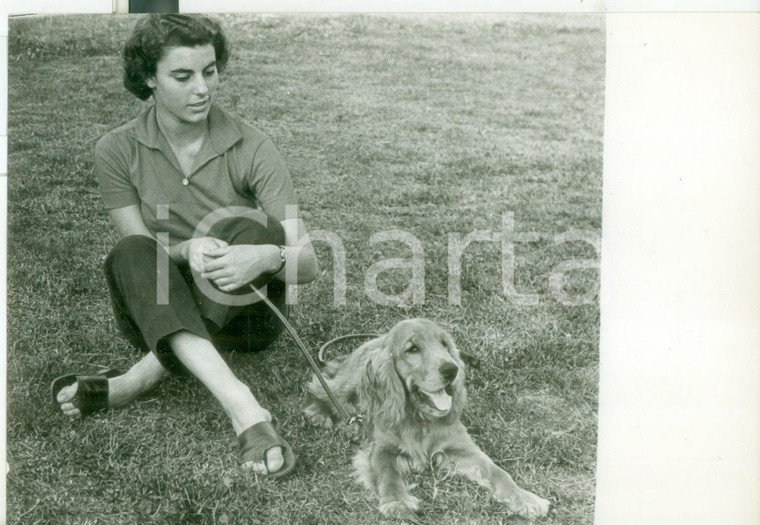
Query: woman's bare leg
56 331 283 474
164 330 283 474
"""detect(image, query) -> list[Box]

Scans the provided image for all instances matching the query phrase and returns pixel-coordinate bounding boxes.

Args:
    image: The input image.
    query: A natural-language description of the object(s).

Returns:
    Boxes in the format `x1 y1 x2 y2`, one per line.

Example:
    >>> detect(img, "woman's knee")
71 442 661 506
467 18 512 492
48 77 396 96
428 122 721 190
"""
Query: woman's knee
207 216 285 247
104 235 162 276
106 234 159 262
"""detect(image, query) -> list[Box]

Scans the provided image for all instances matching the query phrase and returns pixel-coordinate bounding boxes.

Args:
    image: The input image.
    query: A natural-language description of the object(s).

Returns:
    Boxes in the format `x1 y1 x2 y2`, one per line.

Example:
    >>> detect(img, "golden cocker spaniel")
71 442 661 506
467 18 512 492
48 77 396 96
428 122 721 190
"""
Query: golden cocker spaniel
302 318 550 519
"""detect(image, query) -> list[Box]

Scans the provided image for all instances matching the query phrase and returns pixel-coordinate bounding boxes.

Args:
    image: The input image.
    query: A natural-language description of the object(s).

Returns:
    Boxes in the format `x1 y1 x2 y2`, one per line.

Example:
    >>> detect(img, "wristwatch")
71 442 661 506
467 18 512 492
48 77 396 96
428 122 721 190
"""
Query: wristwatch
271 245 286 274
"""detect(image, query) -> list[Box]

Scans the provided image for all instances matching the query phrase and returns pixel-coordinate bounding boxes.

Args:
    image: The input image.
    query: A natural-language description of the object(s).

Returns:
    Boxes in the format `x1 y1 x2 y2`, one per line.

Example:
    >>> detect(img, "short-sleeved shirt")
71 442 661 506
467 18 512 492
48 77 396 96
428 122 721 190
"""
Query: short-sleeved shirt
95 103 298 244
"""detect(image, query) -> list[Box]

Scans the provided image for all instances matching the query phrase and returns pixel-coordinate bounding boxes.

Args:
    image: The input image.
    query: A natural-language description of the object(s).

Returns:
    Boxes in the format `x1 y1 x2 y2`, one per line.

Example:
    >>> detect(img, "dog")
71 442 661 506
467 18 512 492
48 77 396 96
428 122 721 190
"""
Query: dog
302 318 550 519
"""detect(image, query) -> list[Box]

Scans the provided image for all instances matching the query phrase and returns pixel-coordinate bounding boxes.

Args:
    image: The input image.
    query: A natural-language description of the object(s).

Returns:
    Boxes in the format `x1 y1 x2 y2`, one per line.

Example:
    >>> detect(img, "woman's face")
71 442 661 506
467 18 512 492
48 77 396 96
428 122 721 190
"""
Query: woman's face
146 44 219 126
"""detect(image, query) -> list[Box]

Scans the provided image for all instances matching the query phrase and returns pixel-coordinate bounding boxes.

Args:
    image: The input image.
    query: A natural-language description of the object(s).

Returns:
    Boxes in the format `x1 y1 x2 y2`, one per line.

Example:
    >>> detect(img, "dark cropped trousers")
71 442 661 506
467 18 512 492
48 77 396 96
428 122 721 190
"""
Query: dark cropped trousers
103 217 288 375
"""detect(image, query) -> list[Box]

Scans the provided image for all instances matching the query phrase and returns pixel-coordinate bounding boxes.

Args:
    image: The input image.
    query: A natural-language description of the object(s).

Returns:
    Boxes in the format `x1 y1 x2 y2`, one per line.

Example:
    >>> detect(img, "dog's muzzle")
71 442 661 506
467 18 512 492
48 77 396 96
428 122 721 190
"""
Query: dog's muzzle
412 384 453 413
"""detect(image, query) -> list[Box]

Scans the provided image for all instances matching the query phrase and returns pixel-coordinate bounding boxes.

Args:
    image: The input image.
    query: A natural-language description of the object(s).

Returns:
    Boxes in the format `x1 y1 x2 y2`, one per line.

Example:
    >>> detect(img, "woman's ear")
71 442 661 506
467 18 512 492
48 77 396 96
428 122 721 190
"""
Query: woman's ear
360 343 406 430
145 76 156 90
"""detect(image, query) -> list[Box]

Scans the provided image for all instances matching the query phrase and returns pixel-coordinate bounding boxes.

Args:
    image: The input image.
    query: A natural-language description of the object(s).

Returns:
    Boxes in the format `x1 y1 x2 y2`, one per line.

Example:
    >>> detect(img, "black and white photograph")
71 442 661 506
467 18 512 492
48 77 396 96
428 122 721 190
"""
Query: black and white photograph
2 2 758 525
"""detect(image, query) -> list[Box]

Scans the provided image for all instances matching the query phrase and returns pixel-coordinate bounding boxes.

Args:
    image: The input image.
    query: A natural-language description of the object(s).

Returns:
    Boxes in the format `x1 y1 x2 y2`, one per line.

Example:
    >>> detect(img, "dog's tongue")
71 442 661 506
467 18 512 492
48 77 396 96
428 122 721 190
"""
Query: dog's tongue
423 388 452 411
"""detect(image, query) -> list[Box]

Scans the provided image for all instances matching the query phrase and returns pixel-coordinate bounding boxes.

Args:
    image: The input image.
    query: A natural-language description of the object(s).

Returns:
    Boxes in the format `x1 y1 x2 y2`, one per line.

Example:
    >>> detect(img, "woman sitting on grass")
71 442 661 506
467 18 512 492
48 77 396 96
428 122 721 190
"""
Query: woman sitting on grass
52 13 318 478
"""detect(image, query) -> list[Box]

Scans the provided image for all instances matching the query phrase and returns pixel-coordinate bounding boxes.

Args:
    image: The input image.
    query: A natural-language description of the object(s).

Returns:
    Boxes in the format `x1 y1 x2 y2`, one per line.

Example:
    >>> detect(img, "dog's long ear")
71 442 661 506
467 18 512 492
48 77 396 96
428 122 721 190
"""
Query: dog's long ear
359 342 406 430
443 330 466 370
458 350 481 370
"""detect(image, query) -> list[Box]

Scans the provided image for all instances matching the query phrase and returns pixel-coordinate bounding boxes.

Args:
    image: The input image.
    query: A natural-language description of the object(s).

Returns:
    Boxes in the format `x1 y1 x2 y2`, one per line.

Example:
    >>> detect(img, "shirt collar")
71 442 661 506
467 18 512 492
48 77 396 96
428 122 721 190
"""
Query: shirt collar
134 103 243 155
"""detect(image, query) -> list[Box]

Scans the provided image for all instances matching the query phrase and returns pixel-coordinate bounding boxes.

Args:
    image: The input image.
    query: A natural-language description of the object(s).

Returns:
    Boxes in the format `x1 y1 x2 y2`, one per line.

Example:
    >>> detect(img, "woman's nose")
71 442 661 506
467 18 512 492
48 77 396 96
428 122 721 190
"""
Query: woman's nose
194 75 209 95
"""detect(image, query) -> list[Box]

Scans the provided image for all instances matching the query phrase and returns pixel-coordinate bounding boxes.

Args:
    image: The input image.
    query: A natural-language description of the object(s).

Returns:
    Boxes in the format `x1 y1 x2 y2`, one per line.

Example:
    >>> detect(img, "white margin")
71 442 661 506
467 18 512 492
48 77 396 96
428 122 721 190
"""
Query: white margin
2 2 760 525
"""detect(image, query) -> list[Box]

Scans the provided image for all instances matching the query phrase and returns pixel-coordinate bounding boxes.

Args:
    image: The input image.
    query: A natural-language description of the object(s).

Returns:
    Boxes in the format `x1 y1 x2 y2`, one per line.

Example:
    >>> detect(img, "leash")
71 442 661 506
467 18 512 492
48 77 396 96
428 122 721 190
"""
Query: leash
247 283 479 431
247 284 359 425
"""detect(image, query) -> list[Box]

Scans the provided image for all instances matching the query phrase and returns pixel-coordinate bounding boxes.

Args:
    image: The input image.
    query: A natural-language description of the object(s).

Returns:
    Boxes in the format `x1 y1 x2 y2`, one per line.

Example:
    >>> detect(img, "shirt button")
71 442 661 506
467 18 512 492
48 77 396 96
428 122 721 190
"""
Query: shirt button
182 178 189 186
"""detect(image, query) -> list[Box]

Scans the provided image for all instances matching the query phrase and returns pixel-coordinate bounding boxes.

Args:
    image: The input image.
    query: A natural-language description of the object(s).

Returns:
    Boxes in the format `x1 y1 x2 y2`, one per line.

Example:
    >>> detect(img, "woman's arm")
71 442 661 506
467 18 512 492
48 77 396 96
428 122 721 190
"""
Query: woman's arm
108 204 153 238
270 217 319 285
196 215 319 292
244 139 318 284
109 205 316 286
107 205 202 264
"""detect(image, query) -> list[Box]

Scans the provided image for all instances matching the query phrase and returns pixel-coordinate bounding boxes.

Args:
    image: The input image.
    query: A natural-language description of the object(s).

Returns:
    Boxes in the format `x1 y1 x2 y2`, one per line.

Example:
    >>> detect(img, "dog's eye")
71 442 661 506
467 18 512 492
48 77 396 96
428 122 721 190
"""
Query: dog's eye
406 344 419 354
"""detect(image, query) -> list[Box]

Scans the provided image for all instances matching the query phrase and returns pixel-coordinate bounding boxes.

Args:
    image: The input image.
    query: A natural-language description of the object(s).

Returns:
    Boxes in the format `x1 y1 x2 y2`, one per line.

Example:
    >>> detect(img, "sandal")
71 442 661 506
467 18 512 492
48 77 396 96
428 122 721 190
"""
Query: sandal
50 368 122 417
238 420 297 479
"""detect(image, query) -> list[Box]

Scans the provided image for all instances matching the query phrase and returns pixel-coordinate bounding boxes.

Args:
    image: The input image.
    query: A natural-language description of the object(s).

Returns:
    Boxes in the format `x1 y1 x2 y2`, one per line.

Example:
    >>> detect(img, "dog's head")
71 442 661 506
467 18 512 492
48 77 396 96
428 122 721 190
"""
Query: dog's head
361 318 467 428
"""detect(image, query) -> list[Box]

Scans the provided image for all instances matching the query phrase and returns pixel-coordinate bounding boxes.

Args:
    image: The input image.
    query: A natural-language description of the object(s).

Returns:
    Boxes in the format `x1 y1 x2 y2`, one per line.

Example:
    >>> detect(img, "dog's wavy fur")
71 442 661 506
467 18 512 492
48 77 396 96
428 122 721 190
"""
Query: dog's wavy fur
303 318 550 519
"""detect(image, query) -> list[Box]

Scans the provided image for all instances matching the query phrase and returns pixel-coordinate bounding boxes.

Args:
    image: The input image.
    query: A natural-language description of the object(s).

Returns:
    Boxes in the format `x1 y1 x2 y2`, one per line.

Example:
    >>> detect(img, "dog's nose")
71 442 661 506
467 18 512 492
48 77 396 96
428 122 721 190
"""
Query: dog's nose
439 362 459 383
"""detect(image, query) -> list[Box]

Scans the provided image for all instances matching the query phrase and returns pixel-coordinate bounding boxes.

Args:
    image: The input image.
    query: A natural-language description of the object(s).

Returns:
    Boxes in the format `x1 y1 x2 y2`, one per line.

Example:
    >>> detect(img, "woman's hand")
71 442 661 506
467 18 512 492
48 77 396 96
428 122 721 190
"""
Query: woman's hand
200 244 279 292
184 237 230 273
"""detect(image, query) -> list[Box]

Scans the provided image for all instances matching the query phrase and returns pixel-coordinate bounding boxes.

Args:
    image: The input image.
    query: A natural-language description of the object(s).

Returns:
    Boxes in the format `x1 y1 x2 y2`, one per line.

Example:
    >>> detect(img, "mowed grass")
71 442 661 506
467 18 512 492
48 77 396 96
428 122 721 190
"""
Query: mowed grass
7 14 604 524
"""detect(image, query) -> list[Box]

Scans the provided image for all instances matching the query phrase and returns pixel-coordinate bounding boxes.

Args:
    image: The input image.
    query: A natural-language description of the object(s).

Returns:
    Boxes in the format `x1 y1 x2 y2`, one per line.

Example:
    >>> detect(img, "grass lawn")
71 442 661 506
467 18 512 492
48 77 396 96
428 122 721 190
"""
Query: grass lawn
6 13 604 524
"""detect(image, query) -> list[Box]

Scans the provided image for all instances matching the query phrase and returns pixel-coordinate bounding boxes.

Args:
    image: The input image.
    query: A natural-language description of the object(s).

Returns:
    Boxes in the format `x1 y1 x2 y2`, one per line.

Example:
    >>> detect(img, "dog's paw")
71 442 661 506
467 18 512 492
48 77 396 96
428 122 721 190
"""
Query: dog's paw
496 487 550 519
378 495 420 519
302 399 334 428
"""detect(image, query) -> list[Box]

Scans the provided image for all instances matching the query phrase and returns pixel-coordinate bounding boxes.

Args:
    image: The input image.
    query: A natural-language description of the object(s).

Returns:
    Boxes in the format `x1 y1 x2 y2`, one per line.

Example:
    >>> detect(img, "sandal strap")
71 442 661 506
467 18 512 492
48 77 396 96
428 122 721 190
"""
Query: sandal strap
73 375 110 416
237 420 296 479
238 421 284 462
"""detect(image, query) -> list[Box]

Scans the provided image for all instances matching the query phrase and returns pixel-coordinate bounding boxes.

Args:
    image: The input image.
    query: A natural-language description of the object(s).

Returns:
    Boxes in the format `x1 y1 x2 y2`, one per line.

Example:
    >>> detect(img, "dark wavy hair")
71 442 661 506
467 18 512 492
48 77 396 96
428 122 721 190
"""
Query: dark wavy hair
122 14 231 101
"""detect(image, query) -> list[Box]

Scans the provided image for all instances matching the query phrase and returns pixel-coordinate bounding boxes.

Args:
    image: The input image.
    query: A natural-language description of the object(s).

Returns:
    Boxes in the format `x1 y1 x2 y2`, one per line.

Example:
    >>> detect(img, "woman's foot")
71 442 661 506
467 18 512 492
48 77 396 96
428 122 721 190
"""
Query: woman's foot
56 373 136 417
224 385 284 475
238 419 295 478
165 331 288 475
56 353 167 417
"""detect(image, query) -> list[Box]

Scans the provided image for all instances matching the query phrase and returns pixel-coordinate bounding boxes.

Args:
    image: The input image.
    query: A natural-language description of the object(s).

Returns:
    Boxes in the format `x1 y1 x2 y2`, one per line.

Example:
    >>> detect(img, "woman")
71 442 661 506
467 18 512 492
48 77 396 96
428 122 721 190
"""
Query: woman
52 14 318 478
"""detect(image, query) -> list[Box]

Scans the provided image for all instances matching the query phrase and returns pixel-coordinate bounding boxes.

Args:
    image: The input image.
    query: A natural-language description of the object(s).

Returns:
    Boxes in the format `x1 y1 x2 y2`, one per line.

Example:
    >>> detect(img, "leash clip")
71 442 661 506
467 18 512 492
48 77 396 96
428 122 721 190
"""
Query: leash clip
342 414 366 444
348 414 365 427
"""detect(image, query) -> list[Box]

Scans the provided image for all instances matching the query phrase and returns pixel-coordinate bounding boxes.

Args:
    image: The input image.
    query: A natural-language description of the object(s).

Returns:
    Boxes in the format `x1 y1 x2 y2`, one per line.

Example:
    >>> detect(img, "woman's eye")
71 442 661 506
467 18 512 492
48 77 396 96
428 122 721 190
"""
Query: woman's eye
203 69 216 77
174 75 190 82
